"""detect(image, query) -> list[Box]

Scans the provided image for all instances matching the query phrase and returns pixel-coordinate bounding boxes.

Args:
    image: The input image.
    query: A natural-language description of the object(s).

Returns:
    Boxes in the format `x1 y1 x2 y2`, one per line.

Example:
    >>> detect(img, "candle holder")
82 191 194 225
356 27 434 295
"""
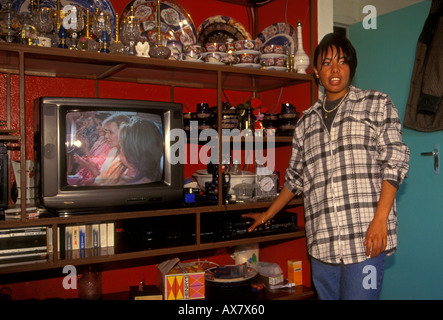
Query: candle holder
121 7 140 56
0 0 19 43
80 8 98 52
148 0 170 59
62 6 84 50
110 13 125 54
57 25 68 48
91 8 111 53
34 7 54 36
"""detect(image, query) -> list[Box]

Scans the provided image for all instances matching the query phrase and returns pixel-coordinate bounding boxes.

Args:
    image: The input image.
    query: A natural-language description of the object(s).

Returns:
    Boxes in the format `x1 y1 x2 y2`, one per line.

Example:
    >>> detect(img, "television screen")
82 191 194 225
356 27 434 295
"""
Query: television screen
35 97 184 213
65 110 164 187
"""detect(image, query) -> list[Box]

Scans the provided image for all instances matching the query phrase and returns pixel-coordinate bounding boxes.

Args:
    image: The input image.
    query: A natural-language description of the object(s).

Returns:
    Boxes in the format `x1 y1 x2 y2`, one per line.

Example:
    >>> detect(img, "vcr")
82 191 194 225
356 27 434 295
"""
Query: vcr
115 210 299 252
200 210 299 242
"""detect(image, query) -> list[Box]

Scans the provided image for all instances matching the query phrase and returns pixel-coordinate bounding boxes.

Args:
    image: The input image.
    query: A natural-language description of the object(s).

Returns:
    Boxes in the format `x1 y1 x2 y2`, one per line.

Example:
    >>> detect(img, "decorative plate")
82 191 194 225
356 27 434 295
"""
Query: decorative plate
9 0 116 38
234 49 260 55
267 66 288 71
256 22 297 54
197 15 251 46
233 63 261 69
120 0 197 45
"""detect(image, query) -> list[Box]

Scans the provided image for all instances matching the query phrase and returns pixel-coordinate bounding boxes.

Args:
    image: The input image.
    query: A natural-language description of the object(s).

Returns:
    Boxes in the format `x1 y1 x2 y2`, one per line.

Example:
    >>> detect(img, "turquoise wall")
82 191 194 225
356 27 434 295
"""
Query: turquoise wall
350 1 443 299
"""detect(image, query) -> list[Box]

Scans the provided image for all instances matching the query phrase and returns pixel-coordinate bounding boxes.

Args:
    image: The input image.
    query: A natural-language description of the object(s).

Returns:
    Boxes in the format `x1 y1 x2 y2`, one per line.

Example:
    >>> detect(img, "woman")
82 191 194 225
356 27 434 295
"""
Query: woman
73 112 112 181
243 33 410 300
93 113 130 186
117 118 163 185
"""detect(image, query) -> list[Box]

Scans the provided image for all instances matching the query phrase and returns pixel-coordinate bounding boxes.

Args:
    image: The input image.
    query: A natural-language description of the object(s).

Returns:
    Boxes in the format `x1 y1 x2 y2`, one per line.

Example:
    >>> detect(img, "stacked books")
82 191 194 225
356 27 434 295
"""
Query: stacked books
0 226 48 265
0 222 116 267
57 222 115 259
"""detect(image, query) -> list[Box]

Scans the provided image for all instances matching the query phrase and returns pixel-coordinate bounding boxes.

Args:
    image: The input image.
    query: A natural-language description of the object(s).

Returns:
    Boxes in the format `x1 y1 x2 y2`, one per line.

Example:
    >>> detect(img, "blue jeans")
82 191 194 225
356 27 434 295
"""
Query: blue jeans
311 253 386 300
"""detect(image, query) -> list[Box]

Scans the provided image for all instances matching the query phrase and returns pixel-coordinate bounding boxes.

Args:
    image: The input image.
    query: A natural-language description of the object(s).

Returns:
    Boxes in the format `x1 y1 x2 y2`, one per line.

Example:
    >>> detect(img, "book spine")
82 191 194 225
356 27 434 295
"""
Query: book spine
65 226 72 251
100 223 107 247
72 226 79 250
85 224 93 249
92 224 100 248
79 225 86 250
107 223 114 247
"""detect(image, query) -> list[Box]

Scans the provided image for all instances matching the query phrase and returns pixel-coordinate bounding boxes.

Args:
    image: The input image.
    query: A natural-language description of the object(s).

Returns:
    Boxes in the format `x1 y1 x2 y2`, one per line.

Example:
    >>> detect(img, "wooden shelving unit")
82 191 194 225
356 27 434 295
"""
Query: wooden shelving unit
0 0 316 282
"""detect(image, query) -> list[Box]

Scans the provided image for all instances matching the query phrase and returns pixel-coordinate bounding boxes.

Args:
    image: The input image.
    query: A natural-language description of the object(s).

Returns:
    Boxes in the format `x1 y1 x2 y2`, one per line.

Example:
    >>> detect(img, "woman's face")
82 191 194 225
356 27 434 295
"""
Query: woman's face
314 45 350 101
119 150 137 177
103 121 120 148
95 118 105 136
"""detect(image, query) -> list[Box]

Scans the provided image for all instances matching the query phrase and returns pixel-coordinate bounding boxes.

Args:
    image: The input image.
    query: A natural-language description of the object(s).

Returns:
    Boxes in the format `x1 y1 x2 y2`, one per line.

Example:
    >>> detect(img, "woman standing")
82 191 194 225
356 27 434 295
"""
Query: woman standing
243 33 410 300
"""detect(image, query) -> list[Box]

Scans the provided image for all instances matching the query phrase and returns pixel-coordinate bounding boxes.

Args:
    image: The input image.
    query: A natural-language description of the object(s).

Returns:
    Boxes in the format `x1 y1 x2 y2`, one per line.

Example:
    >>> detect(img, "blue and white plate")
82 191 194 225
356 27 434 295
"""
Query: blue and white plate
9 0 116 38
256 22 297 55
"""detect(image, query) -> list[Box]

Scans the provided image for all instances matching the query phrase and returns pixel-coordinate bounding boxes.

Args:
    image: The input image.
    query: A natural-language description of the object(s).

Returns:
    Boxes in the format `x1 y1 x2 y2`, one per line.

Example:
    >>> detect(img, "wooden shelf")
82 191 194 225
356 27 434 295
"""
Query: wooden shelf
0 5 313 274
0 197 304 274
0 197 303 228
0 43 313 93
0 228 306 275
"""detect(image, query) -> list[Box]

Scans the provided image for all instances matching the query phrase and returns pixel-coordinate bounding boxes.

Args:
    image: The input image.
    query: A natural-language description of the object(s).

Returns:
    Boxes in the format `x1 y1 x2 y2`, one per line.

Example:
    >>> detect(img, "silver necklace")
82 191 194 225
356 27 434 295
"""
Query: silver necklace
322 90 349 119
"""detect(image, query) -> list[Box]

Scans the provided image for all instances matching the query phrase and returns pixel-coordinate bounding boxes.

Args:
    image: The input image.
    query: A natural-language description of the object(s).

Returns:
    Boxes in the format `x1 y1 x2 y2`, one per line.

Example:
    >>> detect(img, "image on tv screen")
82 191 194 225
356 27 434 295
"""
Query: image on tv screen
65 110 164 187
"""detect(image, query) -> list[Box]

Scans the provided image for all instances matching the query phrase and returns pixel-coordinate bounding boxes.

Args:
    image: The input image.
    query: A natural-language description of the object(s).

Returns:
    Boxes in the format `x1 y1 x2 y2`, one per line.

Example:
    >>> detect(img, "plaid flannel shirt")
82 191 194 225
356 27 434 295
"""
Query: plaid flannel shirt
284 86 410 264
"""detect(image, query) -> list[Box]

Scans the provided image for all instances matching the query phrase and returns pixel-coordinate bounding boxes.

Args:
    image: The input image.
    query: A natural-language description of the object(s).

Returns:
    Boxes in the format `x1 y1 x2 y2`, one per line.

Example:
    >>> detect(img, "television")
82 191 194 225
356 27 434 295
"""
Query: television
34 97 184 214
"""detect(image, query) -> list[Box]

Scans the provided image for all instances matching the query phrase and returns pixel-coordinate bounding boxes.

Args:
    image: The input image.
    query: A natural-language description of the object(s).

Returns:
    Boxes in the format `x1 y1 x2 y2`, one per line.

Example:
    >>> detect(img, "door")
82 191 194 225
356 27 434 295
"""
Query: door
349 1 443 299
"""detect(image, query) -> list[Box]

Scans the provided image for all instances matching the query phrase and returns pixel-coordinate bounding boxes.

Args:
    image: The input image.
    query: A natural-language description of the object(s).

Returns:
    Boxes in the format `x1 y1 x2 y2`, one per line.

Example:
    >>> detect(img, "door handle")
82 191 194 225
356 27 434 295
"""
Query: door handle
421 144 439 174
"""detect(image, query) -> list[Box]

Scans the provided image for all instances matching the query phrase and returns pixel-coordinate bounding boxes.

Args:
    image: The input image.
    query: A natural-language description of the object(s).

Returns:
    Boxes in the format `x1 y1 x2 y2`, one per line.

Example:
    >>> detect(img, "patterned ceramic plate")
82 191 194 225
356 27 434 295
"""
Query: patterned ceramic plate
120 0 197 45
233 63 261 68
197 15 251 46
256 22 297 54
8 0 116 38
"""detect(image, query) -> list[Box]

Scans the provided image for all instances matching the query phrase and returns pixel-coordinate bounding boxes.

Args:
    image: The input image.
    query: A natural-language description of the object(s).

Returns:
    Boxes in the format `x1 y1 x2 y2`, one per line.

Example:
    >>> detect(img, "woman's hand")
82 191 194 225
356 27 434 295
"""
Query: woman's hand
73 155 100 177
241 187 296 233
364 216 388 258
364 180 397 258
241 212 268 232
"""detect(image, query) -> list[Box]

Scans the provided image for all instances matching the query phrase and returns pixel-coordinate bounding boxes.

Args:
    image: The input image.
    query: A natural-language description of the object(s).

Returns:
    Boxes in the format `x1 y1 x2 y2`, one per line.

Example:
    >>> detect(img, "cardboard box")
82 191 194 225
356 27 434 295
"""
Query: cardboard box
158 258 205 300
288 260 302 286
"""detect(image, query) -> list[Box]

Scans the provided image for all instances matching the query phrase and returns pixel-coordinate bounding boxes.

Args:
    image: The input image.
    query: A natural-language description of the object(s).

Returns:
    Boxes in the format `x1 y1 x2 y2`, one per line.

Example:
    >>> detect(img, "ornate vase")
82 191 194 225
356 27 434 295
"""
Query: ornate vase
294 20 310 74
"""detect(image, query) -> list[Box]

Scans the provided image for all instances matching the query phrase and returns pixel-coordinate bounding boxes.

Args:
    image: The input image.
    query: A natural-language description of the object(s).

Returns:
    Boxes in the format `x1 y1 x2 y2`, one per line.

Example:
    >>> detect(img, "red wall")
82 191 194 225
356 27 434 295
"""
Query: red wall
1 0 316 300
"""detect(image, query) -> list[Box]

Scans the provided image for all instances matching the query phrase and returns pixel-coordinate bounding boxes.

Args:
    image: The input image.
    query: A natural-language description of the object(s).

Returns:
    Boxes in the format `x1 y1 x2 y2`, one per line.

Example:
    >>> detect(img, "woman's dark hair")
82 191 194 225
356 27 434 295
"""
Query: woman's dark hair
313 33 358 86
119 119 163 182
